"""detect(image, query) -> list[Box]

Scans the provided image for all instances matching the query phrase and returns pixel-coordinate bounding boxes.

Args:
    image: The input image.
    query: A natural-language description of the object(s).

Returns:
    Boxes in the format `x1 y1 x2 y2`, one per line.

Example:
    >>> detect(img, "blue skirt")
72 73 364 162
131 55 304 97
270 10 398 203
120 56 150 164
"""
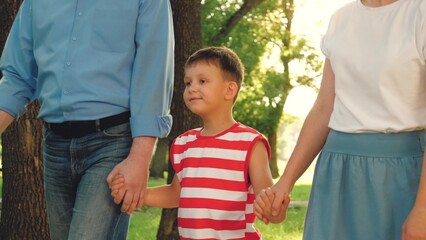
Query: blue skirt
303 130 425 240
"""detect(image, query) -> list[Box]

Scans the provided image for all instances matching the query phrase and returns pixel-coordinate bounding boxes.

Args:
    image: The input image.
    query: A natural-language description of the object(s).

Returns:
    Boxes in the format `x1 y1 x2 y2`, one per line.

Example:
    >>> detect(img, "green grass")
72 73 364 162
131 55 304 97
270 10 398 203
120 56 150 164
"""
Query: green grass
128 205 308 240
126 178 167 239
128 178 311 240
0 175 310 239
256 206 307 240
290 184 311 201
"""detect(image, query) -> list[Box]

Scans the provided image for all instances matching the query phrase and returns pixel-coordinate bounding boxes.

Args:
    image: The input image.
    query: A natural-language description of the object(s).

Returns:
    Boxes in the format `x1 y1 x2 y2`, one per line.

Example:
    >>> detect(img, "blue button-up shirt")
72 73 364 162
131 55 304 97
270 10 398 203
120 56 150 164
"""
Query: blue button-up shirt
0 0 174 138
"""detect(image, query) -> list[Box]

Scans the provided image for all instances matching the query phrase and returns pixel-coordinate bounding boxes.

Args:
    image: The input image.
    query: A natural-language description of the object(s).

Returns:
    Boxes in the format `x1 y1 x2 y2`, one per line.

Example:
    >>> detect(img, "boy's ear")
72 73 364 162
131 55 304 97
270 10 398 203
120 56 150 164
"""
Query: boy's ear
225 81 238 100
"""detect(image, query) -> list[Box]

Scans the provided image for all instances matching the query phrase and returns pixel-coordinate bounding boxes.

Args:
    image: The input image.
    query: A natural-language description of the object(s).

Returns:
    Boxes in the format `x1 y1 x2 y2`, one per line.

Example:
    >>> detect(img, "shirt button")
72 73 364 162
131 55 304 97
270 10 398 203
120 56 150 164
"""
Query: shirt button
66 62 71 66
78 12 83 16
72 37 77 41
63 91 69 95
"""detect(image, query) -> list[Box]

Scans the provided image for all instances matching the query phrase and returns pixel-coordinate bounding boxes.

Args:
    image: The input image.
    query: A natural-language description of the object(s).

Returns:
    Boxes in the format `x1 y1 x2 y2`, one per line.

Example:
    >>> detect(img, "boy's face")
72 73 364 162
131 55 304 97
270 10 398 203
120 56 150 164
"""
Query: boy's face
183 61 231 118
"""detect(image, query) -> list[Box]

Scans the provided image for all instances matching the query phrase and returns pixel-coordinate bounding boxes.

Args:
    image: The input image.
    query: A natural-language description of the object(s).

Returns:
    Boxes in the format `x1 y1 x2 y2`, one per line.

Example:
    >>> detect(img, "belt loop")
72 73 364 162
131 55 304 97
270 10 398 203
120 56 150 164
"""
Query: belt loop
95 119 101 131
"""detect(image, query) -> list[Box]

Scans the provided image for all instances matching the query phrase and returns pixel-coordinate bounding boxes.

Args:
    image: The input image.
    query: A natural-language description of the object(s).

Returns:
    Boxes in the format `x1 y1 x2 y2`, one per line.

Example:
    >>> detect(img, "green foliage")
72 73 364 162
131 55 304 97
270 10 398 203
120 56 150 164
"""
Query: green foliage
0 137 2 178
201 1 242 43
201 0 321 137
233 69 289 134
202 0 270 76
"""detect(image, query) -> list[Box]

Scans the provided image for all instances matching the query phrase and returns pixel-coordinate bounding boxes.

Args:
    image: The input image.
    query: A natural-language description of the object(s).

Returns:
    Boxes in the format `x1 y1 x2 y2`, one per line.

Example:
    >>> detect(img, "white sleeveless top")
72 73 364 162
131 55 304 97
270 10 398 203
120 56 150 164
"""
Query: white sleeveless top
322 0 426 133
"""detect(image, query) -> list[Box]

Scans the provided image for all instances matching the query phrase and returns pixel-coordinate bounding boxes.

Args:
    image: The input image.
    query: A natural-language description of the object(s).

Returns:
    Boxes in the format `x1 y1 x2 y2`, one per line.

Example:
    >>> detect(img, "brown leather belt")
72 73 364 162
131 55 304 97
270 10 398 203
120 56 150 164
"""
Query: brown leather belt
45 111 130 139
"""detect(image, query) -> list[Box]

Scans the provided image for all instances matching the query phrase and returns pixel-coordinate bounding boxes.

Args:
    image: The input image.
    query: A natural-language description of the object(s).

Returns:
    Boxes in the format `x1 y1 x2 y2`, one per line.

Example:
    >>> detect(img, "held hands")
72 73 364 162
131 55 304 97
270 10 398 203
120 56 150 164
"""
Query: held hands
110 173 125 203
254 187 290 224
106 156 149 215
106 136 155 215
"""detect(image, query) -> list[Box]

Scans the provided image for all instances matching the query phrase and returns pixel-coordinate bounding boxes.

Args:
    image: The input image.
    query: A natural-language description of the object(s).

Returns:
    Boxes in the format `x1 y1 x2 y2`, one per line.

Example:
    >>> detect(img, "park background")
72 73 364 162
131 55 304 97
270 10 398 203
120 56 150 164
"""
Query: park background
0 0 351 239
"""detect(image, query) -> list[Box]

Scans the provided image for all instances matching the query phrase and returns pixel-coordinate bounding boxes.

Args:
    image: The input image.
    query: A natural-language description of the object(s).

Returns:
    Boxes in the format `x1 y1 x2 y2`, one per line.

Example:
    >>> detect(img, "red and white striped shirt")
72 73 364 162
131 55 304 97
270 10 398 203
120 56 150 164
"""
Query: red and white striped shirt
171 122 271 240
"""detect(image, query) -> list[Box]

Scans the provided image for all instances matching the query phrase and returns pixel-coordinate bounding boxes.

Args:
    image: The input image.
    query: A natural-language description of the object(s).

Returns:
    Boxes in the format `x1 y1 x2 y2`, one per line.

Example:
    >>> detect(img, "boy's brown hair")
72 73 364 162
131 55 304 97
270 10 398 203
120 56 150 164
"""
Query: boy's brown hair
185 47 245 95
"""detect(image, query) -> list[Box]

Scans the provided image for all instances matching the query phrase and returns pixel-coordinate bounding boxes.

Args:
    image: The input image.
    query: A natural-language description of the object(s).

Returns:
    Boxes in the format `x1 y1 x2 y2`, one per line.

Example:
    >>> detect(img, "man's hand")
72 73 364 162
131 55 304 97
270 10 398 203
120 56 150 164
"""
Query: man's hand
107 136 156 215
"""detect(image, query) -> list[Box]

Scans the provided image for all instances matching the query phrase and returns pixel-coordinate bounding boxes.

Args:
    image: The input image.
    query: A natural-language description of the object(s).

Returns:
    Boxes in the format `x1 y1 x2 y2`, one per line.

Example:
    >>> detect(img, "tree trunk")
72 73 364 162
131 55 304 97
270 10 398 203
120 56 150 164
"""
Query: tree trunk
268 0 295 179
0 102 48 239
156 1 202 239
150 138 168 178
0 0 21 54
268 132 279 178
0 0 49 239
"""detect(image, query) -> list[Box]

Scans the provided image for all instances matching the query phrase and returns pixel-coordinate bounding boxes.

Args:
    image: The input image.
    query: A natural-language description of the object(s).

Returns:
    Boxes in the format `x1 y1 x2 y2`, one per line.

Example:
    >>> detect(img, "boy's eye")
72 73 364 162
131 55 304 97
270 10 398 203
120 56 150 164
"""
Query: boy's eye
200 79 206 84
184 81 191 86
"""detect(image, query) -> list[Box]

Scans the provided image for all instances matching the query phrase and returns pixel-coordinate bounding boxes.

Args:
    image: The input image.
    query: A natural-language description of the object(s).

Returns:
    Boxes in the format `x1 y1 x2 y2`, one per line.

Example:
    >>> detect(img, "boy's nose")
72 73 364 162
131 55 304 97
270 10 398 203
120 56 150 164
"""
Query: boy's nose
188 83 198 92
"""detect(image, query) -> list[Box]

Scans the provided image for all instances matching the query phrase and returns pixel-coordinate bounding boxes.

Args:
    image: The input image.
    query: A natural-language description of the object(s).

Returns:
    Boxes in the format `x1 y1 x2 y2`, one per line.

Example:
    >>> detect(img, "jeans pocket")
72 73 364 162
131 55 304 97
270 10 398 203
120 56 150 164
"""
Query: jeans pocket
102 122 131 137
42 124 53 141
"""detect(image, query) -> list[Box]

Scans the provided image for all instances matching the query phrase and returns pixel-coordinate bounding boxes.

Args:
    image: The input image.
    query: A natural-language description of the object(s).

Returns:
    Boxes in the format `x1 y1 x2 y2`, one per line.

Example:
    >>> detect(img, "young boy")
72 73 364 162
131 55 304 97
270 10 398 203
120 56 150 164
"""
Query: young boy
111 47 286 239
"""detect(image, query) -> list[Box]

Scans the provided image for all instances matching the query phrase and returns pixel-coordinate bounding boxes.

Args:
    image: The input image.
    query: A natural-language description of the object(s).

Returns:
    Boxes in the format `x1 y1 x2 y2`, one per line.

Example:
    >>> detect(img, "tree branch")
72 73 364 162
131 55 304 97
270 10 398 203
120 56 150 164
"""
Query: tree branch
208 0 267 45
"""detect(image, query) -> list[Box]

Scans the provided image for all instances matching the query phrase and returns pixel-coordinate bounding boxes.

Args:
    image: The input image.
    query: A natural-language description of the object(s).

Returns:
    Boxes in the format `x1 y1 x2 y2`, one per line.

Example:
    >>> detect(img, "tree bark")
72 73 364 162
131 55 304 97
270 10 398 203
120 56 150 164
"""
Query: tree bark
156 1 203 239
268 132 279 178
0 0 49 239
0 102 48 239
0 0 21 54
150 138 169 178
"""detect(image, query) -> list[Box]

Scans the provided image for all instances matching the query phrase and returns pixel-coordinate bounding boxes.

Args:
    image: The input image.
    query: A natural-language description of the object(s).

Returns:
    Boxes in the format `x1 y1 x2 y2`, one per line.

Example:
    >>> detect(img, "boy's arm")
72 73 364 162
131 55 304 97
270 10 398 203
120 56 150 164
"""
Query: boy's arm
110 173 181 208
144 174 181 208
249 141 289 224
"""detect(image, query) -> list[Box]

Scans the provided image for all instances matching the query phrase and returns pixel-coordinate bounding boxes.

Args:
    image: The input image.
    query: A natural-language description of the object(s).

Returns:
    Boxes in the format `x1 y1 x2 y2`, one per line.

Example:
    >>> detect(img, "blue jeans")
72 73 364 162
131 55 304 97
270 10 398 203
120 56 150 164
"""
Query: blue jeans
43 122 132 240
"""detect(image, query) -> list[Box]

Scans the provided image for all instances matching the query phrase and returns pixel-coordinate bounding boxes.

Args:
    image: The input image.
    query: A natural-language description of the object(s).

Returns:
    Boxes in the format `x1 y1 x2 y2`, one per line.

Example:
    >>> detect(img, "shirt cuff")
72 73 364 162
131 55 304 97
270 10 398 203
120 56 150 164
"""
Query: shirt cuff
0 95 27 118
130 114 172 138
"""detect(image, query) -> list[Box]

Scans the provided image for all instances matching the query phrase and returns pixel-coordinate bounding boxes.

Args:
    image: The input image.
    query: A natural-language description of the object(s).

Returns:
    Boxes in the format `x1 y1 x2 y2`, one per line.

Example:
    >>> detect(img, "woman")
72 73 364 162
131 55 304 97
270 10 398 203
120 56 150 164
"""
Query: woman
254 0 426 239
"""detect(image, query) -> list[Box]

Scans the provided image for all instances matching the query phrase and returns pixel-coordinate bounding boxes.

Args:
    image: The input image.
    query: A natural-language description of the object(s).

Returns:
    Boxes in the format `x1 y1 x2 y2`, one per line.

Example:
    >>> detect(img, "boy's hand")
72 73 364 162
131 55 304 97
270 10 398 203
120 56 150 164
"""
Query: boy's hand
106 136 155 215
254 188 275 224
254 187 290 224
109 174 125 203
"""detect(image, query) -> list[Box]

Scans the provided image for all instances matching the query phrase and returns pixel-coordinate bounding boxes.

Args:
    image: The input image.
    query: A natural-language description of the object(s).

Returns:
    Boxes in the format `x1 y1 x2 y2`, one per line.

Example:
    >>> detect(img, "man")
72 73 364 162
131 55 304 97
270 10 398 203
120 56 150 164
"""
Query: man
0 0 174 239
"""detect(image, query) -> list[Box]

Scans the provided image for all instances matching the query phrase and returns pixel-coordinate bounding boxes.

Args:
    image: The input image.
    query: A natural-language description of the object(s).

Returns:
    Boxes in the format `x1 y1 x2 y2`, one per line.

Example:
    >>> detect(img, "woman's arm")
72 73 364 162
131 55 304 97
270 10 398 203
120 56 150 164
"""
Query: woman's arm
270 58 335 216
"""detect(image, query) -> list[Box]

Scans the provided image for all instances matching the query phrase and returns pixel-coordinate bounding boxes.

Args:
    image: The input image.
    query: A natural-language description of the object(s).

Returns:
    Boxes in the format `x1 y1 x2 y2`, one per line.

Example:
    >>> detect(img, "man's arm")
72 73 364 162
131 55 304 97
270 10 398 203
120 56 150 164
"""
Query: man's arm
107 136 157 214
128 0 174 138
106 0 174 215
0 0 37 120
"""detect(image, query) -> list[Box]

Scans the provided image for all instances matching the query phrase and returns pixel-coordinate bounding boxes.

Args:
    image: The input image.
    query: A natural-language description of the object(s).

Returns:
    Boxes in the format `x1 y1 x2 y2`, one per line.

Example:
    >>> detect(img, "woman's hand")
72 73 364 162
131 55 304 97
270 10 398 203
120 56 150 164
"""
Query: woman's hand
402 205 426 240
